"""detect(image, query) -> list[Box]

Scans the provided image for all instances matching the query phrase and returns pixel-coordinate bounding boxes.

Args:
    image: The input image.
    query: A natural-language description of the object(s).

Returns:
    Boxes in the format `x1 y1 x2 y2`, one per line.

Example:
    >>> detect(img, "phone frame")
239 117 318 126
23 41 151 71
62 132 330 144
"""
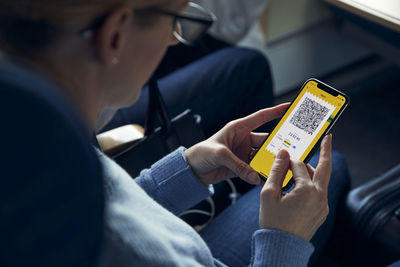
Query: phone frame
251 78 350 191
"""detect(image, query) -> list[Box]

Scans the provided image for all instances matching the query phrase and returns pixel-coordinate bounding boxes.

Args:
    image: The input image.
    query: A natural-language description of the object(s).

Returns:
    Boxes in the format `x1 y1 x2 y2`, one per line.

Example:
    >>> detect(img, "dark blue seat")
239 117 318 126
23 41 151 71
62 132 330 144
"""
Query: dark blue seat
0 59 104 267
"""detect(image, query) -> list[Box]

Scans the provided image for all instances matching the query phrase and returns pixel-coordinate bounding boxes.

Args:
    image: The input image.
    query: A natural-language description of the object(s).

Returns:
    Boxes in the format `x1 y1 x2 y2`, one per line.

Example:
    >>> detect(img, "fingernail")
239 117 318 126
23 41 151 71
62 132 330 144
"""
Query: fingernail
325 134 332 142
276 149 288 159
250 173 260 184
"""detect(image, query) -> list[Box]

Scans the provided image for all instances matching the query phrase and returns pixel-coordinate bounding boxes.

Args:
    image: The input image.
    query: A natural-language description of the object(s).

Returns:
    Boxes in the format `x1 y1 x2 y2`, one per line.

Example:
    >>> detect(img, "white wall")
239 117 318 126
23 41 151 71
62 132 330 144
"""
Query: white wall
239 0 372 95
265 0 333 41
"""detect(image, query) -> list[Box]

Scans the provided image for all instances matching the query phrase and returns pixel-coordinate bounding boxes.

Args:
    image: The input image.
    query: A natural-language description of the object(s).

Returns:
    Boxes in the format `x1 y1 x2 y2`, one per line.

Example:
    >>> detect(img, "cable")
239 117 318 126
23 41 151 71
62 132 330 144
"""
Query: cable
178 196 215 231
225 178 240 204
179 179 240 231
205 197 215 218
178 209 212 217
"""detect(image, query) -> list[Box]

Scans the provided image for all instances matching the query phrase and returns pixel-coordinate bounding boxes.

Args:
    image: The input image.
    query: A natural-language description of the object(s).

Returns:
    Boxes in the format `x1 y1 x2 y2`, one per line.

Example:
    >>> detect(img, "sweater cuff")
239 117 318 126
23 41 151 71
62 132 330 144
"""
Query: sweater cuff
250 229 314 267
149 147 213 214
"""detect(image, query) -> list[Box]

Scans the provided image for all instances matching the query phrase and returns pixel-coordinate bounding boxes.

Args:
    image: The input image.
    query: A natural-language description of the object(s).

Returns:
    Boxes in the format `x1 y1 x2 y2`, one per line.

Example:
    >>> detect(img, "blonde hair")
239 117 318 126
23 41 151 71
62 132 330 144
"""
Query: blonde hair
0 0 172 56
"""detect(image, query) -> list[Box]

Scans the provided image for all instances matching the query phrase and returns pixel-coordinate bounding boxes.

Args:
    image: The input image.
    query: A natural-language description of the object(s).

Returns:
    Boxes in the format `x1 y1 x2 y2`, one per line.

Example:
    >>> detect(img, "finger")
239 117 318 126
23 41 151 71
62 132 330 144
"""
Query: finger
265 149 290 191
216 148 260 185
314 134 332 194
239 103 290 130
306 164 315 178
250 132 268 148
290 159 312 184
248 147 259 162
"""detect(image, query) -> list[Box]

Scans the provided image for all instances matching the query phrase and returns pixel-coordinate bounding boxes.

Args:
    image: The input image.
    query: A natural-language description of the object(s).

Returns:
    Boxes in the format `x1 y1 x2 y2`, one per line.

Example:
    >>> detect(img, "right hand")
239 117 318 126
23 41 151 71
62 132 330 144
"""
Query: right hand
259 134 332 241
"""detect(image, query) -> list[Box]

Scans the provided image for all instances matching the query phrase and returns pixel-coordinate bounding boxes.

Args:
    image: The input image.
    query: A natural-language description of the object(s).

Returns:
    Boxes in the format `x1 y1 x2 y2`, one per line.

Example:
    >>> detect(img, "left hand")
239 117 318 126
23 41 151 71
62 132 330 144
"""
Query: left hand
184 103 290 186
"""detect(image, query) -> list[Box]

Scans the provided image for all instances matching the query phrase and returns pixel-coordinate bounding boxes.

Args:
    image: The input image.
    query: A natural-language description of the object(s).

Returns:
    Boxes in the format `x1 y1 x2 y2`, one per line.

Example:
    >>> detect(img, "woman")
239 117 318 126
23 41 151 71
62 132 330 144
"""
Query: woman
0 0 349 266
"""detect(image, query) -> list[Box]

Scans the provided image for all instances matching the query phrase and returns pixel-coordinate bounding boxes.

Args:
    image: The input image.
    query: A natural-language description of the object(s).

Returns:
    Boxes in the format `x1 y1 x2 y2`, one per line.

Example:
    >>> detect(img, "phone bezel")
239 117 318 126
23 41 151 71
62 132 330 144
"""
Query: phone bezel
251 78 350 191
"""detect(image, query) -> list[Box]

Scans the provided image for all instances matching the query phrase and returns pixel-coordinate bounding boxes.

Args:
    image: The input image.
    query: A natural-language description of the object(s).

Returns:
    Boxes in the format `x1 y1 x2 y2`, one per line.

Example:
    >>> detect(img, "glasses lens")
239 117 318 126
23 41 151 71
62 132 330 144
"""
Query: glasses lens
174 2 215 45
174 19 208 45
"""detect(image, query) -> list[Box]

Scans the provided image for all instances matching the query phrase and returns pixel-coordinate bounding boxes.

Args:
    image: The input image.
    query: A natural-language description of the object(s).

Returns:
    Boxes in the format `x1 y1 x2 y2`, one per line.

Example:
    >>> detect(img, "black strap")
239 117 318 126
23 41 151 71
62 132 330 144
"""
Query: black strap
145 76 172 135
144 76 181 150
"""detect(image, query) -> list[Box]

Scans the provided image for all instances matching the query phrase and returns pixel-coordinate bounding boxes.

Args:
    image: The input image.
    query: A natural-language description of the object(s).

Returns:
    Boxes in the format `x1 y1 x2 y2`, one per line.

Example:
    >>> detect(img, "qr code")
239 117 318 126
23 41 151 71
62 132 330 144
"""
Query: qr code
289 97 329 135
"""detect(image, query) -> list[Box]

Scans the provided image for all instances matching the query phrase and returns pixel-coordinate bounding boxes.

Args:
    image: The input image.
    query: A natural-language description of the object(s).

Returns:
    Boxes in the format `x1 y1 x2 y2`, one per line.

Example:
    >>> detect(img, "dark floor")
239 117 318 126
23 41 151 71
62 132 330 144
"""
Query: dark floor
276 56 400 188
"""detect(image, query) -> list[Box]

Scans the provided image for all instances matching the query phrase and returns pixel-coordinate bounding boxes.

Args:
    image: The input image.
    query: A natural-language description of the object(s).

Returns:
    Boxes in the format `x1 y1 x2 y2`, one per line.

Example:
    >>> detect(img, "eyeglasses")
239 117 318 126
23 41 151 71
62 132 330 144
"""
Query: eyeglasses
80 2 216 45
152 2 216 45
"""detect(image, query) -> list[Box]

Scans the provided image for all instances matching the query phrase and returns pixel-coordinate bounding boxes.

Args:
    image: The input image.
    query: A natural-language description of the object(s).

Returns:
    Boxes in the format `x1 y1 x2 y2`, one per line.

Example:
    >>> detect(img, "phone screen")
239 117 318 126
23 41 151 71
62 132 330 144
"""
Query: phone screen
250 79 348 189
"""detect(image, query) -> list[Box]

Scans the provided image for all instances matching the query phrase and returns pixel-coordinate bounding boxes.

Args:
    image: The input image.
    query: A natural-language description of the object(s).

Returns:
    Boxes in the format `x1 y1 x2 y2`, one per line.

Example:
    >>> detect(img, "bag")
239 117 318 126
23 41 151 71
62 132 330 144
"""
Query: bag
112 77 205 178
343 164 400 266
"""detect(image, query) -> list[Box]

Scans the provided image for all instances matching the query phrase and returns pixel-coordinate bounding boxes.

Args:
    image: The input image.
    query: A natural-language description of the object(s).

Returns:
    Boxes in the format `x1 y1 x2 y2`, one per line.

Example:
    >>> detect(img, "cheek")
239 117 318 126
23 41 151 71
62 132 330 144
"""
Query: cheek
126 45 164 96
138 39 168 74
118 45 166 107
117 24 172 106
132 25 172 80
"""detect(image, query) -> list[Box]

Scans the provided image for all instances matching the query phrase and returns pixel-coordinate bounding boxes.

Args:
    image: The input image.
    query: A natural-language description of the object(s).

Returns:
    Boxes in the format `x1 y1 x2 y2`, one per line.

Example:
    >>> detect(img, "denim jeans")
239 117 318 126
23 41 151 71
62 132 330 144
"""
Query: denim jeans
388 261 400 267
199 151 351 267
103 47 274 137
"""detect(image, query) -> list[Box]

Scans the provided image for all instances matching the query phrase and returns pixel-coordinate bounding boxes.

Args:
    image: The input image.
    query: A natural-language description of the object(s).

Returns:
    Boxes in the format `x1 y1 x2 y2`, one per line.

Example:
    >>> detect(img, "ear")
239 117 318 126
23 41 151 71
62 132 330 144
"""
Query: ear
94 5 133 66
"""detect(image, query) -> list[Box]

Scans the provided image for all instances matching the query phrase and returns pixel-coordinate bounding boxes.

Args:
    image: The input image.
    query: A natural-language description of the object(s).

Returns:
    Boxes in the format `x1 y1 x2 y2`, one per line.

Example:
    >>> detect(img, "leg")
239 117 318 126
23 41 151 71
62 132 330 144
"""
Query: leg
306 151 351 265
199 186 261 267
388 261 400 267
153 34 231 78
102 47 274 136
199 151 350 267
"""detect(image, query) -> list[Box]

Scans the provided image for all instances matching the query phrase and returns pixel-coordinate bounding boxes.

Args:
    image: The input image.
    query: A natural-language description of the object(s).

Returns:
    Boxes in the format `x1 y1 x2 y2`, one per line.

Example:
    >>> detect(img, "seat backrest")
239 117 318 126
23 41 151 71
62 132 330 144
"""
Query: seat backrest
0 58 104 267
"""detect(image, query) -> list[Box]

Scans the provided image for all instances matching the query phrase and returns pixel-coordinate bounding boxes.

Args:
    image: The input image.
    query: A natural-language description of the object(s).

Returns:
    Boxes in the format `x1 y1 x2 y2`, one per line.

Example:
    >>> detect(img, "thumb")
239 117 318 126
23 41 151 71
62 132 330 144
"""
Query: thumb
217 148 260 185
265 149 290 190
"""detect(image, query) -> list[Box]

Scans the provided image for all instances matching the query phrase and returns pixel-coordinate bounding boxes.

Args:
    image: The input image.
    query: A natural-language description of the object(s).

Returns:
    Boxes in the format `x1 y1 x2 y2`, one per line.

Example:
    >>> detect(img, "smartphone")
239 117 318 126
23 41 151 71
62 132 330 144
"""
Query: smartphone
250 78 349 191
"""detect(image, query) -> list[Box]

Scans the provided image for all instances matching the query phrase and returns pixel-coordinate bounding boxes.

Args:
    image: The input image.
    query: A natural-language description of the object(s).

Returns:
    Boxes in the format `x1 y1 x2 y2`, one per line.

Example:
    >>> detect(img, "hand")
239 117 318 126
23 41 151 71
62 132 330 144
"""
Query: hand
184 103 290 186
259 134 332 241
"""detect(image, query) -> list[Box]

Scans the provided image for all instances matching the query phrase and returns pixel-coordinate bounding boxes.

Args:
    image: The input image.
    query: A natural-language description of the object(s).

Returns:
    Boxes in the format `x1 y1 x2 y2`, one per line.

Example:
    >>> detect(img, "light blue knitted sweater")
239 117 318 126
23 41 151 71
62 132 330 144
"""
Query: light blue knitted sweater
97 147 314 266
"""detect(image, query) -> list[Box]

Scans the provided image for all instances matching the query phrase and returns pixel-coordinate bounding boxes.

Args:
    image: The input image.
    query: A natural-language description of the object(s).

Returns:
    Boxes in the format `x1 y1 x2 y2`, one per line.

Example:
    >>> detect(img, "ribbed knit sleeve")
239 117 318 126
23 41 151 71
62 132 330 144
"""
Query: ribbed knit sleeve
250 229 314 267
135 147 213 214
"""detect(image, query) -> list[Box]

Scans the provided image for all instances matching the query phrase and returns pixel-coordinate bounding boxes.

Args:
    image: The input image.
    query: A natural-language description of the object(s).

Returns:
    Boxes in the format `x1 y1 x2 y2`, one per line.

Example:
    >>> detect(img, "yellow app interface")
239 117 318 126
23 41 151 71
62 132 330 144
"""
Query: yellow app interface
250 80 346 187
